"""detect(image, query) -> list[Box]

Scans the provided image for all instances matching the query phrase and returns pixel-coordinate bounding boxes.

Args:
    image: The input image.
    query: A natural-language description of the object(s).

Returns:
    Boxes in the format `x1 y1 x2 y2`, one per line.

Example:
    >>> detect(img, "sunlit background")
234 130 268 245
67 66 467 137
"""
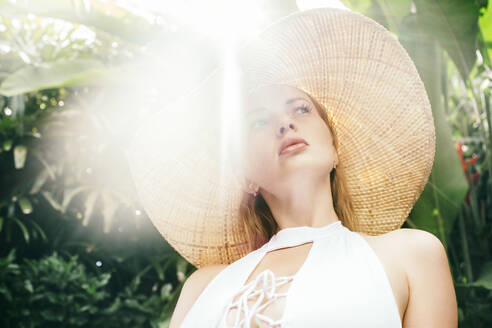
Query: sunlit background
1 0 491 326
0 0 351 233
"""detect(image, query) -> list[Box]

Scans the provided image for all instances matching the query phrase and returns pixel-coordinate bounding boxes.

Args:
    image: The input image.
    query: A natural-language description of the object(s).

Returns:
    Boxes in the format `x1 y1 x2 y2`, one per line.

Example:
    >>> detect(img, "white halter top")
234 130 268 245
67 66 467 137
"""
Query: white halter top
180 220 402 328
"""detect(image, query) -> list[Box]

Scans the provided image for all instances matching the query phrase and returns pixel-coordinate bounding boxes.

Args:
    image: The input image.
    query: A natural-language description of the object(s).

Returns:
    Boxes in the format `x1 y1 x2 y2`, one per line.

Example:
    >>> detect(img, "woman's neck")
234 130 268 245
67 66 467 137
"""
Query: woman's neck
262 171 339 230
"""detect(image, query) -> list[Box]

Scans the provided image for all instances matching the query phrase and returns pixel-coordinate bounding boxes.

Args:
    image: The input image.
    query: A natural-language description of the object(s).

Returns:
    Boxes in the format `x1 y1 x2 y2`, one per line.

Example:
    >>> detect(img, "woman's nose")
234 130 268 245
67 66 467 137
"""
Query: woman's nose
276 120 296 136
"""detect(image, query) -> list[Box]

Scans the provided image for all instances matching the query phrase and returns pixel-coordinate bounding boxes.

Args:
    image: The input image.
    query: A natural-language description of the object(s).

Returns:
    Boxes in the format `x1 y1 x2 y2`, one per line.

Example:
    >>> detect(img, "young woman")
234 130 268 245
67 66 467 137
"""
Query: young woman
127 7 458 328
171 84 456 328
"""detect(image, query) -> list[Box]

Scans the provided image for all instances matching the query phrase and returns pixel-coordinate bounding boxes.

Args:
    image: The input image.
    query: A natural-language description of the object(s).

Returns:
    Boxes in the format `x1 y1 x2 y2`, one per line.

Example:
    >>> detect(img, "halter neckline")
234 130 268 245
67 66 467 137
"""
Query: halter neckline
262 220 344 252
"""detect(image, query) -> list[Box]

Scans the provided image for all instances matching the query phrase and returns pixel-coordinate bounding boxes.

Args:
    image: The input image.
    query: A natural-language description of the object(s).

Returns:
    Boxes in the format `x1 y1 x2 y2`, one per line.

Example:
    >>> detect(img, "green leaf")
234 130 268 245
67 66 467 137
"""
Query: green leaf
28 218 47 241
40 309 64 321
24 279 33 293
343 0 392 31
479 2 492 64
3 139 13 151
82 191 99 226
29 169 51 195
472 261 492 290
11 217 29 243
374 0 413 33
0 58 106 96
61 186 88 213
0 0 166 45
41 191 63 212
101 192 118 233
160 283 172 299
413 0 481 80
18 197 33 214
13 144 27 169
31 149 57 180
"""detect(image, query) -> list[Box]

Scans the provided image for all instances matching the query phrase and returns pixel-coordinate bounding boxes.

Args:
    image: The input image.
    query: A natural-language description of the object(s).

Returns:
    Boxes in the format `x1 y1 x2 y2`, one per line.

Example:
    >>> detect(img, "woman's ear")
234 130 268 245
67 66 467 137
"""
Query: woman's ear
241 175 260 195
243 179 260 196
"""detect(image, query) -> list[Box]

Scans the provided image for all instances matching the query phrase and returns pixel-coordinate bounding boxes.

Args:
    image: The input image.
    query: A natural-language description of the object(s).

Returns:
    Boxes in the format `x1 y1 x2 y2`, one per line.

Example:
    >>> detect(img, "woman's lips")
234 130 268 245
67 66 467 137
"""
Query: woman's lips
279 142 308 156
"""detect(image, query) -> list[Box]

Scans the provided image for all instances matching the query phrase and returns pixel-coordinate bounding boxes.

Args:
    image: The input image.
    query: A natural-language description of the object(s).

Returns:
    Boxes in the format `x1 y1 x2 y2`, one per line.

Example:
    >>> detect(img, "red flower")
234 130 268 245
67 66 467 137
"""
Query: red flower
455 140 480 205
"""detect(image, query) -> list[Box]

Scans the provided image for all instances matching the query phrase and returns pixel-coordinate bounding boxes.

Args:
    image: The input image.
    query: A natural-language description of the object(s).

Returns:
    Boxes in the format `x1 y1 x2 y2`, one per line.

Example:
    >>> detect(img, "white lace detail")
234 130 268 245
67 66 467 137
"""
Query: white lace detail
221 269 295 328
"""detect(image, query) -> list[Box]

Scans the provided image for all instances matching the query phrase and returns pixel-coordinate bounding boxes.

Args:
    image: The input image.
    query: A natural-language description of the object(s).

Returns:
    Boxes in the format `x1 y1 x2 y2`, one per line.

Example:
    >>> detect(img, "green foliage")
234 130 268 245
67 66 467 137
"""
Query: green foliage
0 249 172 328
413 0 482 80
0 0 491 326
442 58 492 328
0 59 107 96
0 0 167 45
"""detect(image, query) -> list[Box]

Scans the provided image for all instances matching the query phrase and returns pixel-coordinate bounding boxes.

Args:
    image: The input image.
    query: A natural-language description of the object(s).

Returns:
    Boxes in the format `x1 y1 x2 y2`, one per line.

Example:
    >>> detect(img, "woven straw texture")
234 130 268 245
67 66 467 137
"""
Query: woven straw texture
126 8 436 269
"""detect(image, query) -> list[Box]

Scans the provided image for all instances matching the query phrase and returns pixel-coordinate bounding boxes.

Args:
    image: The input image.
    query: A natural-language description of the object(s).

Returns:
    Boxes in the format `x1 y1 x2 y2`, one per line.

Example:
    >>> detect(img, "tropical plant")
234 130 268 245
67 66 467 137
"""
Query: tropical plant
0 0 491 326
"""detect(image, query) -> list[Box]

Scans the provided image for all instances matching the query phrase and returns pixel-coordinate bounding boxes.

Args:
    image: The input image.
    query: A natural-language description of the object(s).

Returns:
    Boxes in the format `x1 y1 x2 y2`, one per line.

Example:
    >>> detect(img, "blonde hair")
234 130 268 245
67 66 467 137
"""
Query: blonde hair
238 93 358 253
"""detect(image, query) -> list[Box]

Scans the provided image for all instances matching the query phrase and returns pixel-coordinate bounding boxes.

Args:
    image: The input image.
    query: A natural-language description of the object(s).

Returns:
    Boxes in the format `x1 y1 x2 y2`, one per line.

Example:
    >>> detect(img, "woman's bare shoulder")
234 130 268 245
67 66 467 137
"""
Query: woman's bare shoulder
396 228 457 326
375 227 457 326
357 226 438 245
169 263 229 328
359 227 447 266
381 227 447 258
187 263 230 284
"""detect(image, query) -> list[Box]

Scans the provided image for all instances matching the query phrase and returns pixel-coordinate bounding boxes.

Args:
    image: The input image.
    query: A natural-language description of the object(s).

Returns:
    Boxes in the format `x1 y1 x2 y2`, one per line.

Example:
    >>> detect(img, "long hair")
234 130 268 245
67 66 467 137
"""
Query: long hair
238 93 358 253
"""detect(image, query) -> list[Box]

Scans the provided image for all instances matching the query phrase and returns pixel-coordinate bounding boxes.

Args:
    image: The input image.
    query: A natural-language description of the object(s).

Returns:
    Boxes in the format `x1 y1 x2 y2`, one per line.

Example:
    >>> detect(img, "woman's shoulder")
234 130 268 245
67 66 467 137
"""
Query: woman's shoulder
169 263 228 328
358 227 446 270
357 226 443 250
360 227 455 325
385 227 457 326
373 227 446 261
183 263 230 299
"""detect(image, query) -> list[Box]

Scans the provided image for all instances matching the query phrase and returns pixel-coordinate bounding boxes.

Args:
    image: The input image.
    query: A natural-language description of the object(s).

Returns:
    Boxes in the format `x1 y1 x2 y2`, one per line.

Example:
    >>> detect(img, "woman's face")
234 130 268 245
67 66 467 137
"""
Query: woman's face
240 84 338 195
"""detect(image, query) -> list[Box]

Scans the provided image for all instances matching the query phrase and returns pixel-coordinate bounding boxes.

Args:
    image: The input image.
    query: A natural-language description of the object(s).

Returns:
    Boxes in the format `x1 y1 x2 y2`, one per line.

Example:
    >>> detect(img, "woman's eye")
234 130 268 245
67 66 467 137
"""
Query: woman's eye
295 105 310 114
250 118 268 129
249 105 309 130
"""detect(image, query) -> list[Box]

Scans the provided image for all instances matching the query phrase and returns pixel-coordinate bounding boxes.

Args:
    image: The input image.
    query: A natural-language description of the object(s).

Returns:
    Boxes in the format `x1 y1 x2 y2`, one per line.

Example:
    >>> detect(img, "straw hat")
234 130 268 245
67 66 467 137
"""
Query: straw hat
125 7 436 269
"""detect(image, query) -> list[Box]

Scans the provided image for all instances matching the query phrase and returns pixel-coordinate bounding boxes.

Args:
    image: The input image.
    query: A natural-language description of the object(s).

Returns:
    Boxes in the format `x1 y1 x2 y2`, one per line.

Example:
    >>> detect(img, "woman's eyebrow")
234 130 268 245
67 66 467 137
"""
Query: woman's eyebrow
245 97 306 117
285 96 306 105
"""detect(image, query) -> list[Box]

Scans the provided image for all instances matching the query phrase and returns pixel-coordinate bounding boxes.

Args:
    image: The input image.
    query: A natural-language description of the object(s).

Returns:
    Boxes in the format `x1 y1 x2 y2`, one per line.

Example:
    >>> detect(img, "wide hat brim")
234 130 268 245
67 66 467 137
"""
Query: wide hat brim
126 7 436 269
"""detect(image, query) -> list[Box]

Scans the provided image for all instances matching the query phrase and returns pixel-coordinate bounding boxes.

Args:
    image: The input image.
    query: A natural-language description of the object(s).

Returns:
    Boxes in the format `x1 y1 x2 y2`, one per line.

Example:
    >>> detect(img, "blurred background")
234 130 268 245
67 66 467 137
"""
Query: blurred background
0 0 491 327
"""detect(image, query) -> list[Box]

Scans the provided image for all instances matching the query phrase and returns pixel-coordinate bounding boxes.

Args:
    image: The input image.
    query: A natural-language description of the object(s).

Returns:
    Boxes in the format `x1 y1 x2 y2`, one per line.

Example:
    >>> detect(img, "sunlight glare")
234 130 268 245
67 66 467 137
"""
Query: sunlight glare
296 0 350 11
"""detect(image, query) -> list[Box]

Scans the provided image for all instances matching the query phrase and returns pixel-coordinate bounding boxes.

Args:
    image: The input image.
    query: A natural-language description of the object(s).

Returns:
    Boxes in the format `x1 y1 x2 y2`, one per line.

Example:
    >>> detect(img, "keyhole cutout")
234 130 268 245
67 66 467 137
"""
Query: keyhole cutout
223 241 314 327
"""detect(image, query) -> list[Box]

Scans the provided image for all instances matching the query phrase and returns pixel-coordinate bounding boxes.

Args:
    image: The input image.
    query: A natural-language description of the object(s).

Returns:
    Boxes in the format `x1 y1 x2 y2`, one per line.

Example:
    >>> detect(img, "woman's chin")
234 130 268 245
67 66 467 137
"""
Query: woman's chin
277 155 332 174
277 154 321 171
